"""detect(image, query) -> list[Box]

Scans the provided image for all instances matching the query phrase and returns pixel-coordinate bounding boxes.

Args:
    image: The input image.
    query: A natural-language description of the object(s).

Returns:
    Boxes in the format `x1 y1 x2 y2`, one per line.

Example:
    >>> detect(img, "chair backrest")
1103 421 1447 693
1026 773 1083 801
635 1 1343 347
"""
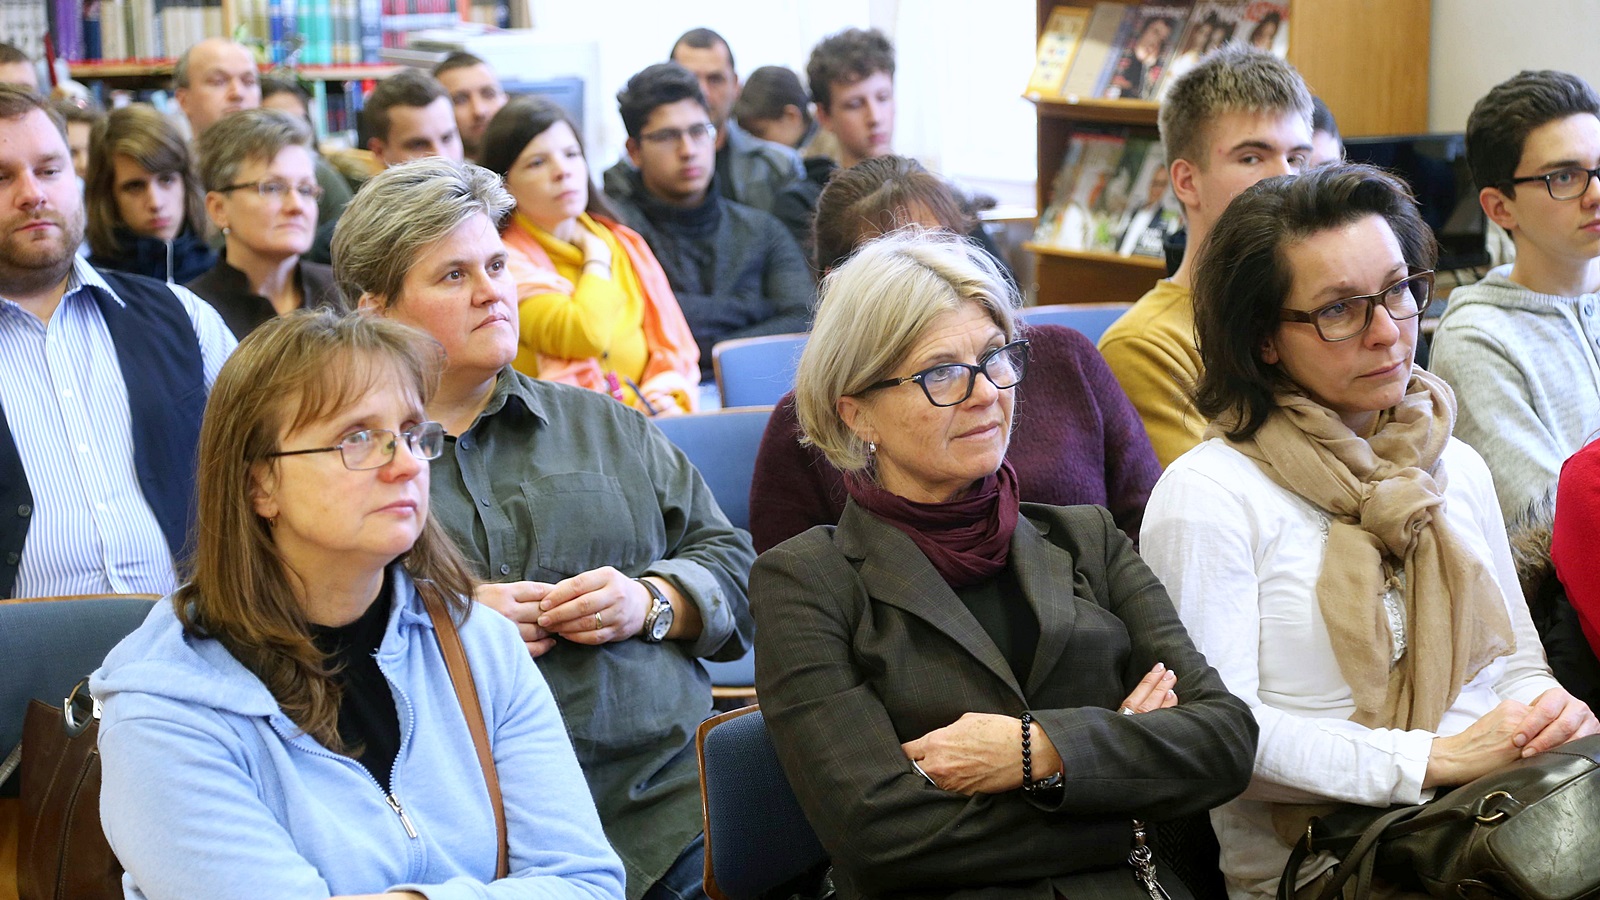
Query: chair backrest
1020 302 1133 345
696 705 827 900
712 333 808 409
652 407 773 533
0 595 158 787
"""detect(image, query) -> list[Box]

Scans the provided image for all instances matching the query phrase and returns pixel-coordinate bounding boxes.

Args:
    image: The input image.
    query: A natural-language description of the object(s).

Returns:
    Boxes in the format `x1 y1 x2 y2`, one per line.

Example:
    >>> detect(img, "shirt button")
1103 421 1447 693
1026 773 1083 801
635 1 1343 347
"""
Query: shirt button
460 438 472 450
16 504 29 517
1586 303 1595 316
499 563 511 575
5 552 17 565
61 389 72 399
95 502 107 511
478 498 490 507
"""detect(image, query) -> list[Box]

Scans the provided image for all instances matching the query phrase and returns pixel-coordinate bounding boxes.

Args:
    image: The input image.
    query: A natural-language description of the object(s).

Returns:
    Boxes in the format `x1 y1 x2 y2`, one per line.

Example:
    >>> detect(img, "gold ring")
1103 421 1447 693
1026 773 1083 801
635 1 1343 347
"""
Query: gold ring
594 611 603 630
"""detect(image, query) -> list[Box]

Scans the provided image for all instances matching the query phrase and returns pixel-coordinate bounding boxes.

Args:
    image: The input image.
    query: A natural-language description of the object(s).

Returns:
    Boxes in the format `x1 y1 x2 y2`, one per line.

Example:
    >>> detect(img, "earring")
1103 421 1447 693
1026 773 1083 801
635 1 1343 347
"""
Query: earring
267 514 278 528
867 442 877 455
221 226 231 236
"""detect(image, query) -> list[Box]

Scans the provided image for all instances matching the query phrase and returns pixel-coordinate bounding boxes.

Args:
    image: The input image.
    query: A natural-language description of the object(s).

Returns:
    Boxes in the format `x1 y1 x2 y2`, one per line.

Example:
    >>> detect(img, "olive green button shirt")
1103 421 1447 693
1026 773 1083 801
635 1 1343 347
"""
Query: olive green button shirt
429 367 755 898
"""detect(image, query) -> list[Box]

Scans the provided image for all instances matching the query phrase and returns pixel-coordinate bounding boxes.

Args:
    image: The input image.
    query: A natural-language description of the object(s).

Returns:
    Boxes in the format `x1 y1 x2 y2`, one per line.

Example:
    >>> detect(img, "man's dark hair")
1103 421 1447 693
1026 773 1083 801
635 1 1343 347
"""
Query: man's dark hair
0 42 30 67
616 63 707 140
51 96 104 127
432 50 490 78
1311 95 1339 141
363 68 447 144
0 83 62 136
1467 70 1600 195
806 28 895 112
260 73 310 107
670 28 734 72
734 66 811 134
1191 163 1437 440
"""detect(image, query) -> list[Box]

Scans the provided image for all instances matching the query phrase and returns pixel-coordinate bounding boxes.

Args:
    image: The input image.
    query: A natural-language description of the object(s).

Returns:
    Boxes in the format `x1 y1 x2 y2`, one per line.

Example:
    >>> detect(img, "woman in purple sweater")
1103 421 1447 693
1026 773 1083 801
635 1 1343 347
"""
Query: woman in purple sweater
749 157 1160 552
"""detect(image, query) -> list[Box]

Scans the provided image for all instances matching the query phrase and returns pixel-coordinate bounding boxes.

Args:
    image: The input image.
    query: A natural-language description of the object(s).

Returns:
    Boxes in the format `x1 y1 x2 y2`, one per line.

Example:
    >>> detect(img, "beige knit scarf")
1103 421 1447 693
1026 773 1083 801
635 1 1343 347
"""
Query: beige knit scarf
1209 368 1510 733
1209 370 1517 844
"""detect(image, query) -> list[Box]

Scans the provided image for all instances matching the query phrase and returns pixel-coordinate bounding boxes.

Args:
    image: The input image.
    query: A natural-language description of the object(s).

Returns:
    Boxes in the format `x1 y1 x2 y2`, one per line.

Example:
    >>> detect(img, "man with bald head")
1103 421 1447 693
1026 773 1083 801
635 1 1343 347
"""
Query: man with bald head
174 38 261 138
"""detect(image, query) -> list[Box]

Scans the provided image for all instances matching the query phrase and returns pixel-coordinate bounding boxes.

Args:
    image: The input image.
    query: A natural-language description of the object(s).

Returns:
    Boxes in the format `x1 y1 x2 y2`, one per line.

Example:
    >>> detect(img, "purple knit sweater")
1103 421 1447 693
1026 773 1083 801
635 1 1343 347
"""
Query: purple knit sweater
748 324 1161 553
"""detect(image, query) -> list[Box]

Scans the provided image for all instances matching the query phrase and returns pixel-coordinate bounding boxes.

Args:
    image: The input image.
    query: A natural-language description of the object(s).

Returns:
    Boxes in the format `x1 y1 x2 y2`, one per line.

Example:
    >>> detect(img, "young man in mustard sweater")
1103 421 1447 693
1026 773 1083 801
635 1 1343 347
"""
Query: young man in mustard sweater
1098 47 1313 467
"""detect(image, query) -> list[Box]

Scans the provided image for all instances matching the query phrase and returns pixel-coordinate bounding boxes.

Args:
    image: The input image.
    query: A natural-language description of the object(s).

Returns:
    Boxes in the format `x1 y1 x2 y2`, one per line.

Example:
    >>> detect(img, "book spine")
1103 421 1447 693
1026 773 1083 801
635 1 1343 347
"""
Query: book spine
82 0 101 59
356 0 378 62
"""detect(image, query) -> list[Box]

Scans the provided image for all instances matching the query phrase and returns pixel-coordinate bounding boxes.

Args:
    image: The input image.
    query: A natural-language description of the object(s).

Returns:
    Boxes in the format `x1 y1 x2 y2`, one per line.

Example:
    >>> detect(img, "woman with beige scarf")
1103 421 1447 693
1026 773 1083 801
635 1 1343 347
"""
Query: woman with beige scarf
1141 163 1599 900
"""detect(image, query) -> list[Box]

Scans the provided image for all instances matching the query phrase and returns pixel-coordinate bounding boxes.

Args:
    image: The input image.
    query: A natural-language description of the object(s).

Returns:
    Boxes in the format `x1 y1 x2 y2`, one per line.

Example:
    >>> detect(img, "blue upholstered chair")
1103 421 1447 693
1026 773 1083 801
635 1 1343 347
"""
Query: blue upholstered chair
695 705 828 900
712 333 808 409
1019 302 1134 345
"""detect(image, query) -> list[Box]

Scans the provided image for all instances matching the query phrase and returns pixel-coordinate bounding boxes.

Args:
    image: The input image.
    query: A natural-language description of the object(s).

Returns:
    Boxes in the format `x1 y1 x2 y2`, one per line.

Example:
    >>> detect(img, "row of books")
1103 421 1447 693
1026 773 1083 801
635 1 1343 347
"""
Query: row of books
1032 128 1182 260
7 0 479 65
1026 0 1290 104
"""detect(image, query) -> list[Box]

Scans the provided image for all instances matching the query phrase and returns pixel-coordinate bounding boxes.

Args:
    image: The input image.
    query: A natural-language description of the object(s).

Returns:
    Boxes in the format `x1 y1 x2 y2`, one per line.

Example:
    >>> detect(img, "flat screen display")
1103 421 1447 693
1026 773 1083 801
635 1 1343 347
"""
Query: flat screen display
1343 132 1490 271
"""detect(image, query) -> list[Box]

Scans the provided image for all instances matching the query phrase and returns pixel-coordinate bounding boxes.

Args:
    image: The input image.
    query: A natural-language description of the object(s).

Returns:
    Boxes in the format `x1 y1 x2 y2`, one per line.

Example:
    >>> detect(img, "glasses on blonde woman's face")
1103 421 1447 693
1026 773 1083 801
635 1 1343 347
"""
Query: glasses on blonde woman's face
859 340 1030 407
1278 270 1433 342
266 422 445 470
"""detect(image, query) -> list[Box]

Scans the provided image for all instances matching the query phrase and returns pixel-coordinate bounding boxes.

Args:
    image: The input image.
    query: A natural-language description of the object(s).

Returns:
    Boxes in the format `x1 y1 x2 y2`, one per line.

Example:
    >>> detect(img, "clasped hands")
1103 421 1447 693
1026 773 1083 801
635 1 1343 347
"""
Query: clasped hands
901 662 1179 795
475 567 651 657
1425 687 1599 788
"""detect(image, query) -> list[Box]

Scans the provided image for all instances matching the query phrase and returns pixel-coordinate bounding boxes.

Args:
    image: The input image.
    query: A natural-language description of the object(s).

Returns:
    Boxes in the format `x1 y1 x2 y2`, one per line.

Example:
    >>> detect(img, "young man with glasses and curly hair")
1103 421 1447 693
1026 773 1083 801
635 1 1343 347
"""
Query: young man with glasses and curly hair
1430 70 1600 599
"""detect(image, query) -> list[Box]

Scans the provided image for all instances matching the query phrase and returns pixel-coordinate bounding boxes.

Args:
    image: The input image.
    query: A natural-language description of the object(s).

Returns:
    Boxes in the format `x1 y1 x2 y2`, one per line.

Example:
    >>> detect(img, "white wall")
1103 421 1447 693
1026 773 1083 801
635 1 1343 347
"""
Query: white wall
1429 0 1600 133
524 0 1039 204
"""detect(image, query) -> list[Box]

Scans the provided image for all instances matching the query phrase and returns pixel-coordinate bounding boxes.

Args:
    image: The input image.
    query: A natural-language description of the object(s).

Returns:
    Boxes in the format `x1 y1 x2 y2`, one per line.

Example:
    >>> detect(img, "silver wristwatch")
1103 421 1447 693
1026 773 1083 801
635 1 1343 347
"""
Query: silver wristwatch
637 578 674 643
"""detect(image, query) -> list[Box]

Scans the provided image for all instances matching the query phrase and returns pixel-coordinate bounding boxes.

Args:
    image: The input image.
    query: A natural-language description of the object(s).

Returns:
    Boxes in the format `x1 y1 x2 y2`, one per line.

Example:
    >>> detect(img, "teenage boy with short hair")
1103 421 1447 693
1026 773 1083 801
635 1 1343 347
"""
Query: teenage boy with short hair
1430 70 1600 590
604 63 812 380
1098 47 1313 466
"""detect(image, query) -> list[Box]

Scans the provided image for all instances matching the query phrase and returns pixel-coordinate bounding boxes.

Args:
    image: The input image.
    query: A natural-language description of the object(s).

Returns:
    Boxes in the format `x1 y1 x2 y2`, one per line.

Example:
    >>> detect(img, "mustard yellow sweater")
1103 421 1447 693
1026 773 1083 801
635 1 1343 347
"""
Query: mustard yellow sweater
1097 279 1204 468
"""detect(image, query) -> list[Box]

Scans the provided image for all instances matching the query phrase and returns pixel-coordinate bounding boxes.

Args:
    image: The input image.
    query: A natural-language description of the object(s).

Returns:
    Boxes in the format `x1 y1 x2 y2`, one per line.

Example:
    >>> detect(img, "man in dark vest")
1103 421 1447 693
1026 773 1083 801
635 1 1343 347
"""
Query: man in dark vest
0 85 237 599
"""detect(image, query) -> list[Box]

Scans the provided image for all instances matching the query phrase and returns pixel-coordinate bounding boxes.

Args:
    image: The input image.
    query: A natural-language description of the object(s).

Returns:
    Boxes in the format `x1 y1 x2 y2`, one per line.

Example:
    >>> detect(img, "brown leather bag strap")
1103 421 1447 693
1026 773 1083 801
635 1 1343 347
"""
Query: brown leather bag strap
424 594 510 880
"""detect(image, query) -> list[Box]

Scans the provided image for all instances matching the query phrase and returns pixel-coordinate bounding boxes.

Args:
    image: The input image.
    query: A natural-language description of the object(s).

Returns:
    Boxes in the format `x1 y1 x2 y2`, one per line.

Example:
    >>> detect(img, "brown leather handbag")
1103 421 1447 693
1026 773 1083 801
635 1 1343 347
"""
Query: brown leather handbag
17 679 121 900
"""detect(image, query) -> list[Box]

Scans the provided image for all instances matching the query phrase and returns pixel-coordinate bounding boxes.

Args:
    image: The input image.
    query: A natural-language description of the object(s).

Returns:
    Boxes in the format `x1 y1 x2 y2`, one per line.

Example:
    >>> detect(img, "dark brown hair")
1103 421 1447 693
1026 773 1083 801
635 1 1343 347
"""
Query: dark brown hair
478 95 615 222
813 155 973 273
177 309 476 752
1467 70 1600 195
1192 163 1437 440
805 27 894 112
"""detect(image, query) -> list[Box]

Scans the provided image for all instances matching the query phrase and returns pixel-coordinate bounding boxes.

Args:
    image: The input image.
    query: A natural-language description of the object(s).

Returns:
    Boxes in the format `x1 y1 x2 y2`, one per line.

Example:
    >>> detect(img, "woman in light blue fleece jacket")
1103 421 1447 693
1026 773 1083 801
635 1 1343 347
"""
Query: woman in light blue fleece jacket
92 310 626 900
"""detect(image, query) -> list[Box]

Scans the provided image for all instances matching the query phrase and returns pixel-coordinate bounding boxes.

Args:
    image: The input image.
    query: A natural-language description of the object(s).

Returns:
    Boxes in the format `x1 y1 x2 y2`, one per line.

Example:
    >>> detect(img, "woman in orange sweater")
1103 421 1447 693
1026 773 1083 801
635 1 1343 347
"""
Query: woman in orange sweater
481 97 698 416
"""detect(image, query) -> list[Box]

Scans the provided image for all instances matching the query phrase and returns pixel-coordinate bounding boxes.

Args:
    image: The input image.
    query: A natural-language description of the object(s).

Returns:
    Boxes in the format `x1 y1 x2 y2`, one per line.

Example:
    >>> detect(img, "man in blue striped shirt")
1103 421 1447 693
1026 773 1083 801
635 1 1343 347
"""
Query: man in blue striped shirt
0 86 237 599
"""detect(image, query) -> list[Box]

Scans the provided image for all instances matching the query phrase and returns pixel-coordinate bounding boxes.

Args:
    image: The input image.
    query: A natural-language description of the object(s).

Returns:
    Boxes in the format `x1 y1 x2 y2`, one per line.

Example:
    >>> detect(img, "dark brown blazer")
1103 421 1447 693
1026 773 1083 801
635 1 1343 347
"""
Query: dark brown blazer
751 500 1257 900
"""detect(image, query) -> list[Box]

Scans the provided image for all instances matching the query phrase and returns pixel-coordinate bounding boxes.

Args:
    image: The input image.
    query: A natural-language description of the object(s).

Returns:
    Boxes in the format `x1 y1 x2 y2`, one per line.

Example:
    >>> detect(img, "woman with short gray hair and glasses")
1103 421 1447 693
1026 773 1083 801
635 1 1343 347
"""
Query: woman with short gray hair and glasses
751 227 1254 900
188 107 342 338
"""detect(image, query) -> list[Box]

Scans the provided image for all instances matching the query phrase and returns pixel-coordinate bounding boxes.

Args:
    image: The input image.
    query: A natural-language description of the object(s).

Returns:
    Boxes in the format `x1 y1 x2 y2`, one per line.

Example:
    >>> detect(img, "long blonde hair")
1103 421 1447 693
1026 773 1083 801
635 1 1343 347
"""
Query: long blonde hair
176 310 477 751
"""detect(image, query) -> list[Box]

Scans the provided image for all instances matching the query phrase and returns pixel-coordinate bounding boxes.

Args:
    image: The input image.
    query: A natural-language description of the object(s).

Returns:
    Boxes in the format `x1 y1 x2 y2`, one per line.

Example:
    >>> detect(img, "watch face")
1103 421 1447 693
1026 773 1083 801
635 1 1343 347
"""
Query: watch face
649 602 674 641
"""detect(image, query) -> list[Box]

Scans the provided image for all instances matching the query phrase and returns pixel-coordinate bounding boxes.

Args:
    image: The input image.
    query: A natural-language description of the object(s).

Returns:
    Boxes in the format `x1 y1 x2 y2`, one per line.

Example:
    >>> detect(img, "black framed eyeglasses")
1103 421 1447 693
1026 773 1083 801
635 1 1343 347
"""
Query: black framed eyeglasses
1279 270 1433 342
218 179 325 203
859 340 1030 407
639 122 717 146
266 422 446 470
1507 165 1600 201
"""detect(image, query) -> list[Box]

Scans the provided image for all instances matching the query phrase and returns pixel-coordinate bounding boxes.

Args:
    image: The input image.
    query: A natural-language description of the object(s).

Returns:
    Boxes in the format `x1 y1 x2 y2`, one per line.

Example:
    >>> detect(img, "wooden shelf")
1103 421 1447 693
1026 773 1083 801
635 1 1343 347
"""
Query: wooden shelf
69 62 403 81
1024 242 1167 270
1027 95 1159 126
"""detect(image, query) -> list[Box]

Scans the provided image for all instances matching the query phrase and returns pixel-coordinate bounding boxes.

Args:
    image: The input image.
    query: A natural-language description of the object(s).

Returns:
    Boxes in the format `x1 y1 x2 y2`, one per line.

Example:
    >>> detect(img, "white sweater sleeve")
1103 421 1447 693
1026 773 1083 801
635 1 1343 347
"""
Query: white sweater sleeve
1142 450 1434 807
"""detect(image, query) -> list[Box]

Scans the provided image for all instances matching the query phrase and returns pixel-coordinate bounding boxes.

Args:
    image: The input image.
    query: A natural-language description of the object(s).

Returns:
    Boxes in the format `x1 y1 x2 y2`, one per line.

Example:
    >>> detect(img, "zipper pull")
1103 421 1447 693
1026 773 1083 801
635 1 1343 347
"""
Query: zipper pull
386 793 419 839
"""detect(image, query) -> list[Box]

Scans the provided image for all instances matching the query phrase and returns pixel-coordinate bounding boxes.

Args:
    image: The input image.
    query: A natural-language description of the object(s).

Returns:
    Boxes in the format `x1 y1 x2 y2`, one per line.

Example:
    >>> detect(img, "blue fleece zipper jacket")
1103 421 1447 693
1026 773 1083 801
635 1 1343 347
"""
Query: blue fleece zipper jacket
91 566 626 900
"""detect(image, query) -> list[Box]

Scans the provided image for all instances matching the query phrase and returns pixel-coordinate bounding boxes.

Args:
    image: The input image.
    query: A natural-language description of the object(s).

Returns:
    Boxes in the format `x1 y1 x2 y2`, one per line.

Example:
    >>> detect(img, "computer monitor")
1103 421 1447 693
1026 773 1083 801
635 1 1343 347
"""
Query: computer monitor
1342 132 1490 271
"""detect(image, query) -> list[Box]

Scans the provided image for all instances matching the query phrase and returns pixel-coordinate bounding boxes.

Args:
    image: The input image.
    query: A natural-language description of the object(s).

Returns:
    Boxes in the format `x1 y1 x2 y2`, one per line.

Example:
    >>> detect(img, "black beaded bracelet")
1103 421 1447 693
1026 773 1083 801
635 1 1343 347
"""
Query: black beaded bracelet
1020 712 1035 790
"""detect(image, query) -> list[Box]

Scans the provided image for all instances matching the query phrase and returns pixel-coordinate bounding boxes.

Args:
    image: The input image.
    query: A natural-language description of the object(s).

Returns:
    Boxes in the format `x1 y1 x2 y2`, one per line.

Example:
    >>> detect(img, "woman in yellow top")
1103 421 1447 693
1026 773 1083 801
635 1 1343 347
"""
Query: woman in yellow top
482 97 698 416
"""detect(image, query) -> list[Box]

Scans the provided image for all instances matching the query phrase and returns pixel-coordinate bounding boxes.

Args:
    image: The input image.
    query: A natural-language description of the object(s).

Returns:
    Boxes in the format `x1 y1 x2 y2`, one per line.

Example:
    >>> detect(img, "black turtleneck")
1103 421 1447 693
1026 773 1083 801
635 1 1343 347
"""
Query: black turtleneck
309 575 402 789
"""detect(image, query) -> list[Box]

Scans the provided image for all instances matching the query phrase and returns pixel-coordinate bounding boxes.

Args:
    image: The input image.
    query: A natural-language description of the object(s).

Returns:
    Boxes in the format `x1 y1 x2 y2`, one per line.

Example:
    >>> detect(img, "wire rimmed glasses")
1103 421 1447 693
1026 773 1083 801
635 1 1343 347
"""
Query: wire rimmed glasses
266 422 446 470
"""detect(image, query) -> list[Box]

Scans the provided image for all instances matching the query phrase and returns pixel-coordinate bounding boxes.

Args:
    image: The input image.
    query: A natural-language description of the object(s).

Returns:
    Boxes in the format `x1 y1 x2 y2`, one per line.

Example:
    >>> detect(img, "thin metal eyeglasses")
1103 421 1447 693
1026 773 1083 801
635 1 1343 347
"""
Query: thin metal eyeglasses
265 422 446 470
217 179 326 203
1507 165 1600 201
858 340 1030 407
1278 270 1433 342
639 122 718 146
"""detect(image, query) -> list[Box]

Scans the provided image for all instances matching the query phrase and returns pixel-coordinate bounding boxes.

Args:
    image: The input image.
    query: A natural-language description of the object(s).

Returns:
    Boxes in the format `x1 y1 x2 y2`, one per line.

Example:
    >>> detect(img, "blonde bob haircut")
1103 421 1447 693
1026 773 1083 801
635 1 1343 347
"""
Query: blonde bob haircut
794 227 1019 474
331 158 513 307
177 308 477 752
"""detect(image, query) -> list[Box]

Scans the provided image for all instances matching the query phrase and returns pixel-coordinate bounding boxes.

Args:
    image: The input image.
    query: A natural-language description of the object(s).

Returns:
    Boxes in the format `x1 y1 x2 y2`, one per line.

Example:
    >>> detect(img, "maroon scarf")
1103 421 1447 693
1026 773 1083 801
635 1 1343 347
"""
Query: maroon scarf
845 462 1021 587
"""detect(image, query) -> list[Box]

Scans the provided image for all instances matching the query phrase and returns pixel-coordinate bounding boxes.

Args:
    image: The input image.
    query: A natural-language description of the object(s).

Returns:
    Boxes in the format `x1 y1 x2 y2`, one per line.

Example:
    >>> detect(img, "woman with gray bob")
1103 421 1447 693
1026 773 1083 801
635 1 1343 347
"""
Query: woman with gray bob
750 227 1254 900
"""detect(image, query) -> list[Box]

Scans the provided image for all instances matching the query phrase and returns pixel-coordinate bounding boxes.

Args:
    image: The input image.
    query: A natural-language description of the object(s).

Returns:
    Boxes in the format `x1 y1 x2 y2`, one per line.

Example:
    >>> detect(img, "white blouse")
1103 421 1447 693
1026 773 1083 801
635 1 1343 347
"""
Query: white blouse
1141 437 1557 899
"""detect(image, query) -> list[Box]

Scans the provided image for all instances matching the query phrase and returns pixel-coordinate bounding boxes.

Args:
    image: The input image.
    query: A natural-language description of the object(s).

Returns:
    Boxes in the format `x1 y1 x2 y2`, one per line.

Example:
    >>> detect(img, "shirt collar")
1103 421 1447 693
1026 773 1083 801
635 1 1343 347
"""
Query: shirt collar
70 256 127 308
475 366 551 428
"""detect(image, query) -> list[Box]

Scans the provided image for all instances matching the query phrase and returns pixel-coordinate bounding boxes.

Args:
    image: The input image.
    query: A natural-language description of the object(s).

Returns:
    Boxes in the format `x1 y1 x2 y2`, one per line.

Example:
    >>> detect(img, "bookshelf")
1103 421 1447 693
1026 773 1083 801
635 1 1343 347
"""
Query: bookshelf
1030 0 1432 306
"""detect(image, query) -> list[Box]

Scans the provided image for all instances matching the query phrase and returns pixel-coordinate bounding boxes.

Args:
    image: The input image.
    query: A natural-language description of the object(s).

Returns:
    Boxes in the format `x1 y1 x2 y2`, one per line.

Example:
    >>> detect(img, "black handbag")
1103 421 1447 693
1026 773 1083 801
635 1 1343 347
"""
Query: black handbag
1279 733 1600 900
